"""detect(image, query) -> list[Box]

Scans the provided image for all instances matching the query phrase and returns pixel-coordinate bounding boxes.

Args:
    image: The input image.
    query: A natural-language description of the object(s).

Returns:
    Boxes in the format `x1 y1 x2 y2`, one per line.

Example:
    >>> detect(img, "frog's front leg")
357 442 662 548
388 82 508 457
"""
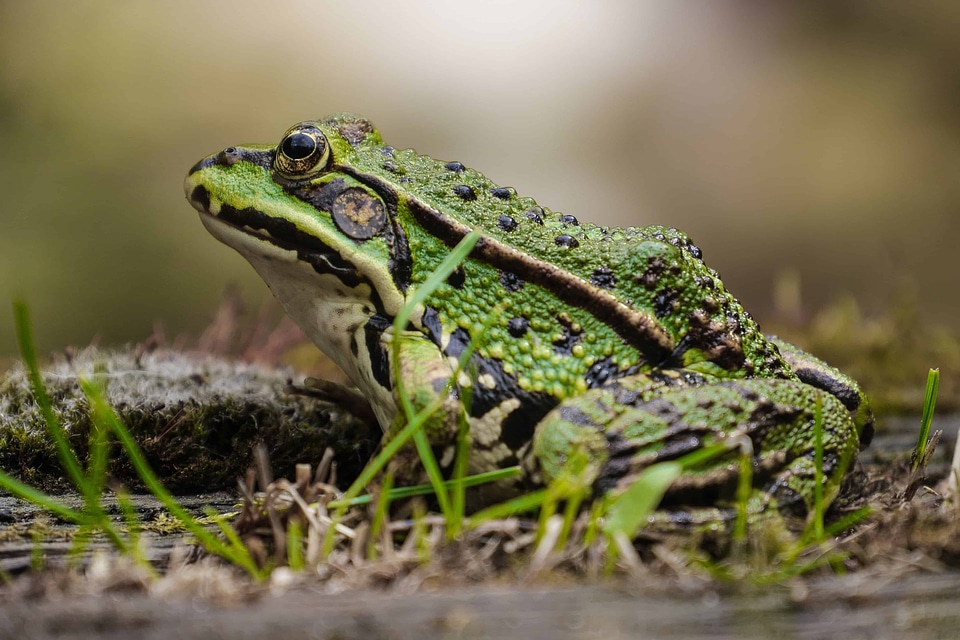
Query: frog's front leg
384 329 464 477
534 375 862 518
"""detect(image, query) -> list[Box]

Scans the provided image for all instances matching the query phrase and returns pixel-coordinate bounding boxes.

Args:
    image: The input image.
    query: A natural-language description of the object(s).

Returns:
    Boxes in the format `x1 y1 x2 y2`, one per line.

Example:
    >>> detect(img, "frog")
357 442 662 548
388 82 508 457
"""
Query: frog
184 113 873 520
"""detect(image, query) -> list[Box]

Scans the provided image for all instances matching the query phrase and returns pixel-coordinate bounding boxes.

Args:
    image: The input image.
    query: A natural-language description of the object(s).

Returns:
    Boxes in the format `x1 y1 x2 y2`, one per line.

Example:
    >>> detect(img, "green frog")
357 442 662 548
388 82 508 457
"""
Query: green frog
184 114 873 518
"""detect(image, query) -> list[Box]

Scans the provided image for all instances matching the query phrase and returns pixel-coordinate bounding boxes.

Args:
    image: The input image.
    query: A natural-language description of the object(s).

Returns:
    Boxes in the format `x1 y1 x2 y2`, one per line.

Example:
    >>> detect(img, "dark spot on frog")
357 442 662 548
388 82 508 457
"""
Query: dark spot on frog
190 185 210 211
380 146 395 156
524 207 544 225
499 270 524 292
590 267 616 290
499 453 520 468
444 161 465 172
695 275 716 290
661 310 745 371
364 313 394 390
447 266 466 289
584 357 639 389
507 317 529 338
421 307 444 348
497 215 518 232
653 288 681 319
702 296 719 313
490 187 513 200
558 214 579 226
636 256 667 290
554 234 579 248
444 327 558 448
383 160 400 173
722 400 745 413
453 185 476 200
558 405 594 427
444 327 472 359
654 435 703 462
500 389 557 452
552 330 581 356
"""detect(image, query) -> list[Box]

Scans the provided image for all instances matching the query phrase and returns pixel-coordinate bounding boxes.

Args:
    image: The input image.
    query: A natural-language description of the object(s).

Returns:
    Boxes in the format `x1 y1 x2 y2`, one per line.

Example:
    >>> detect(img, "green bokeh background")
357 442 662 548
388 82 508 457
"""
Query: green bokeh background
2 1 958 358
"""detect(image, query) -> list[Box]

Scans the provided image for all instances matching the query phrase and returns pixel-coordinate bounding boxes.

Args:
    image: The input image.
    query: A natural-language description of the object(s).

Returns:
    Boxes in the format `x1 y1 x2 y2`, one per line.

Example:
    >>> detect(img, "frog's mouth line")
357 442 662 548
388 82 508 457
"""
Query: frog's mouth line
188 185 363 289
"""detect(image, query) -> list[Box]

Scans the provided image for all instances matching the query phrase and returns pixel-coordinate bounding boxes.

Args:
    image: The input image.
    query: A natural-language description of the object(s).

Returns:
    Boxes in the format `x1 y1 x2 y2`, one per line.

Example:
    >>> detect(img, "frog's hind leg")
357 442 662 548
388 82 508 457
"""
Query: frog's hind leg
769 337 874 447
533 377 862 517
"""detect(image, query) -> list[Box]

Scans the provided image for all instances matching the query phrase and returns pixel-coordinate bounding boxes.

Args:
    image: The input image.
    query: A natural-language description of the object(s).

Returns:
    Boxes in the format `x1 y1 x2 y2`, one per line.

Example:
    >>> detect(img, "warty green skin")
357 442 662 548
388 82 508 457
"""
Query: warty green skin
184 113 873 515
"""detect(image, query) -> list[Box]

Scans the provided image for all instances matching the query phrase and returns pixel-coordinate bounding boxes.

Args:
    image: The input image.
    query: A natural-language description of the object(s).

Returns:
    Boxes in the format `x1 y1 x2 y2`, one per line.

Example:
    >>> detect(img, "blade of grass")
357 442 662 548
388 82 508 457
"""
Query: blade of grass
602 462 682 540
287 519 304 570
327 467 520 508
733 436 753 543
0 469 88 523
12 302 128 551
80 378 264 579
13 301 87 492
367 470 394 560
812 393 825 539
449 390 473 538
85 367 113 501
465 488 549 526
913 368 940 472
389 231 482 524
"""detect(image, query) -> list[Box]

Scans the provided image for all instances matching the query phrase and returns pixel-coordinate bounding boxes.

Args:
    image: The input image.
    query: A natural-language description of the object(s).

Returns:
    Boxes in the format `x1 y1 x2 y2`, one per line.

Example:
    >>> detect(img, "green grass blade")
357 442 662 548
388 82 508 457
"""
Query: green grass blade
327 467 520 508
412 428 453 519
387 231 482 520
913 368 940 471
80 378 262 578
449 406 472 537
602 462 682 540
0 468 87 523
466 489 549 526
733 438 753 543
13 301 87 494
812 393 825 539
287 519 304 570
85 368 113 501
367 470 394 560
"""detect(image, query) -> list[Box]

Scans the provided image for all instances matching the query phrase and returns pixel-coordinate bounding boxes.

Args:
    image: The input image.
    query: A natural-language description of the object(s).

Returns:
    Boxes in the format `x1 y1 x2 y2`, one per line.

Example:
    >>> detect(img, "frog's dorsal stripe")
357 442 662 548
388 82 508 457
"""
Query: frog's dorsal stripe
406 200 676 364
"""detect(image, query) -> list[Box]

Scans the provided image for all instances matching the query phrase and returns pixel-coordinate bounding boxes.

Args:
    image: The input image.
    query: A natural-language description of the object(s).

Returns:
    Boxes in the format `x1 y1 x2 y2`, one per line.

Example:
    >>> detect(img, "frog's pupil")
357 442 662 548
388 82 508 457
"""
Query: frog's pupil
282 133 316 160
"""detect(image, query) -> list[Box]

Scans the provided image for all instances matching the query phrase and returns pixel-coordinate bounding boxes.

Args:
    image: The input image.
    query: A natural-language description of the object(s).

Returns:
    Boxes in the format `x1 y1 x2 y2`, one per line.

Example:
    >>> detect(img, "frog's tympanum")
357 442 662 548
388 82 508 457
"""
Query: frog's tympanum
185 114 873 520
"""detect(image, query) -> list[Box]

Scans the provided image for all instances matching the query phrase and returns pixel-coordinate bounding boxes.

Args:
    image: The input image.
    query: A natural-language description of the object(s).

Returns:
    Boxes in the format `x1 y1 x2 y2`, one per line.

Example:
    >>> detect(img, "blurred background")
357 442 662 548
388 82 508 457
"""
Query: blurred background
1 1 958 359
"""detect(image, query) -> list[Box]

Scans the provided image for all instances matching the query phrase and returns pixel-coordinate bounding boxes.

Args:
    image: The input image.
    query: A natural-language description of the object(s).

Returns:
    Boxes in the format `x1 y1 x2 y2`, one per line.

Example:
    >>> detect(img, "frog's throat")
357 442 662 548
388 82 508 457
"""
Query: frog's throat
196 212 398 427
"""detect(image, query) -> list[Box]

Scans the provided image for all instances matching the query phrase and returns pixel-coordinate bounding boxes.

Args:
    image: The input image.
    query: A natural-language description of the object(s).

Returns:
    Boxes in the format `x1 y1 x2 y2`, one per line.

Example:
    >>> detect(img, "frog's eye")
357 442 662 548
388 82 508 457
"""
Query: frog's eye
275 124 330 178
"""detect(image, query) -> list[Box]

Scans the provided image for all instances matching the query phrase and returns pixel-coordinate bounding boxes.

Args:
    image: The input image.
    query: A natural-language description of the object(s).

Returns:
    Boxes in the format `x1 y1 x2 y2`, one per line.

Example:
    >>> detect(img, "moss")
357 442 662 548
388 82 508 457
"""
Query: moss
0 346 380 494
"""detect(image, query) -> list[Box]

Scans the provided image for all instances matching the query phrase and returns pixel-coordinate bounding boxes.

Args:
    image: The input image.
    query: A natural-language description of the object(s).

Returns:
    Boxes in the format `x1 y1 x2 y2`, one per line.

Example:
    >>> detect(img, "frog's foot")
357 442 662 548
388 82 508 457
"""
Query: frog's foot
534 377 862 518
289 377 379 425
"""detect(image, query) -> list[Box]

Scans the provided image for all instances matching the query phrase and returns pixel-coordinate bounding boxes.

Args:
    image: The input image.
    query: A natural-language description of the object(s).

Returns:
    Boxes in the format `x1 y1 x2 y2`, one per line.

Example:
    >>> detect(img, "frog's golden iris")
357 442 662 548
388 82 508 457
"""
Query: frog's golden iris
275 123 330 178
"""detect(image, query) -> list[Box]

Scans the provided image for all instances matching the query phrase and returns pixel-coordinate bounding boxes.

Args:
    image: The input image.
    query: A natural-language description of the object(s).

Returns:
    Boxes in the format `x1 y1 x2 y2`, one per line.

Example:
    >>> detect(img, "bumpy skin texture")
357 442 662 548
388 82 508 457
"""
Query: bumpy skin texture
184 113 873 514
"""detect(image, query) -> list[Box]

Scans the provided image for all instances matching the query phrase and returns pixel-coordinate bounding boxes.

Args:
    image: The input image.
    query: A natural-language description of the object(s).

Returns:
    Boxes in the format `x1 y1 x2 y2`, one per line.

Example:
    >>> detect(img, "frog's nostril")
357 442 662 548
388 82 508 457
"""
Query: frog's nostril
218 146 243 166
